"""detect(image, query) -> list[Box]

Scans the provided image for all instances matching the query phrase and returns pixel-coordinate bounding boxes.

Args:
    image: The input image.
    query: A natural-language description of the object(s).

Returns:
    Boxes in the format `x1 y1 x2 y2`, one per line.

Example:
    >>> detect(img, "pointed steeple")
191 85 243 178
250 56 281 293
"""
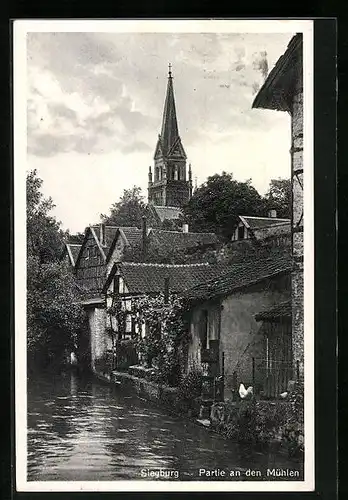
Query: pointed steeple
160 64 180 156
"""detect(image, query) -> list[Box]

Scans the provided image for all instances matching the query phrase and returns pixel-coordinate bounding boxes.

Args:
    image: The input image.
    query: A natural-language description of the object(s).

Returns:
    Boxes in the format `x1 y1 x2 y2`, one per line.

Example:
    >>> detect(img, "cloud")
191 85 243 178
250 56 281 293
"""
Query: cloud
25 30 294 231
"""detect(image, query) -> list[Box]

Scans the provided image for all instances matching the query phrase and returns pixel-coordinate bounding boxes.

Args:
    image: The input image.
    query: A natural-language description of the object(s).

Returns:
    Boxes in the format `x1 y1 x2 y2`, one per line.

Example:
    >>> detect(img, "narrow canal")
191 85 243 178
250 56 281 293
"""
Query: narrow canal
27 371 303 482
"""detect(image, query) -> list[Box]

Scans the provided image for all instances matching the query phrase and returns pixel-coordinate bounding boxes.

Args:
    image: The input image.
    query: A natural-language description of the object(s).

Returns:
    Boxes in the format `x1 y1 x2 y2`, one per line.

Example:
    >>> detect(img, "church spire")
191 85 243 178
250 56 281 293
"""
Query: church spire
160 64 179 155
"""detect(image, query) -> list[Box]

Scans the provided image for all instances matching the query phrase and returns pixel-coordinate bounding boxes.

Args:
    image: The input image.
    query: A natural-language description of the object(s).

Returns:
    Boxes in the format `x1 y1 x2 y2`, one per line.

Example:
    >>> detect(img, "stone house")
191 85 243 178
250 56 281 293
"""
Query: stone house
252 33 304 377
183 254 292 400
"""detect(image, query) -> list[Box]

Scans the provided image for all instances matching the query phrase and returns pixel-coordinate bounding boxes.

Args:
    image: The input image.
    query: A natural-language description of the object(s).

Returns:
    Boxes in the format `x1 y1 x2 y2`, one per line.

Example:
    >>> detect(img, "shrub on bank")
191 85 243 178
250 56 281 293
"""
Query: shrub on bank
175 368 203 416
211 381 304 458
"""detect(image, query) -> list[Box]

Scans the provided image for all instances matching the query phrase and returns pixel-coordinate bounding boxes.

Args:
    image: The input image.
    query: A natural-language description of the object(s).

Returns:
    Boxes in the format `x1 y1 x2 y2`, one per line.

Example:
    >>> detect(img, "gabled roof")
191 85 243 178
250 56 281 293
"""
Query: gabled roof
103 261 231 295
252 33 302 111
148 205 182 223
106 227 143 263
65 243 82 266
148 229 220 253
74 226 107 268
239 215 291 231
184 254 292 302
90 225 119 253
255 300 292 322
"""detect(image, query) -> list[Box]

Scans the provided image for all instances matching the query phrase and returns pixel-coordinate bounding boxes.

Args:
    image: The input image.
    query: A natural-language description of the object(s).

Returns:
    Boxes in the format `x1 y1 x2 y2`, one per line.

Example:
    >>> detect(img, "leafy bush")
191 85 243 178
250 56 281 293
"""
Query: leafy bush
176 368 203 412
115 338 139 370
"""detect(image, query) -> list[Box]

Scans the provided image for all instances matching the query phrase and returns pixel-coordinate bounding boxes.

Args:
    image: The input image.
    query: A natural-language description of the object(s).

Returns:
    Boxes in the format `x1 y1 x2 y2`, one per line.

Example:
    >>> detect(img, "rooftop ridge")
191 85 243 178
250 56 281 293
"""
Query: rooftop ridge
152 229 217 236
241 215 290 221
120 262 210 268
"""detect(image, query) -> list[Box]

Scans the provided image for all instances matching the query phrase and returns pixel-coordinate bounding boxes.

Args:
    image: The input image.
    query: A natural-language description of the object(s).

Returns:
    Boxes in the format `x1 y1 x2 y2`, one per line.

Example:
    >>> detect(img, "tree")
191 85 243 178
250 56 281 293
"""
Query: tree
27 259 85 371
182 172 265 238
263 178 291 219
100 186 147 227
26 170 85 372
27 170 65 263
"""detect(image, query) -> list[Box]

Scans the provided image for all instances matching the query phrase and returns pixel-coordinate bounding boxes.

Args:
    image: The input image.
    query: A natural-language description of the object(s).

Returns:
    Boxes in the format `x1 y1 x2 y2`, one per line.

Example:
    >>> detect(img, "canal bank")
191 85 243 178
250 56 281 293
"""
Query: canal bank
27 370 303 482
97 367 304 460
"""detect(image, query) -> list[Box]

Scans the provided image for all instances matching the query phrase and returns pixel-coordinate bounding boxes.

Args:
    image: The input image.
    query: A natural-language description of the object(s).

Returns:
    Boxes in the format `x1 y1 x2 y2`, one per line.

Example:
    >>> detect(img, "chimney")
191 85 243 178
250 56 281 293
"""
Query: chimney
142 216 147 260
182 223 189 233
100 223 106 245
268 209 277 218
164 276 170 304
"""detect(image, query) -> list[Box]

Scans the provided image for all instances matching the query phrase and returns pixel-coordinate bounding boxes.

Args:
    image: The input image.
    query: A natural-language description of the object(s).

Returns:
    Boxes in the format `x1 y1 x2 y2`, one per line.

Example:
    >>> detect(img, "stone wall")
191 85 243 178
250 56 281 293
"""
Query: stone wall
210 398 304 458
291 52 304 377
87 306 109 371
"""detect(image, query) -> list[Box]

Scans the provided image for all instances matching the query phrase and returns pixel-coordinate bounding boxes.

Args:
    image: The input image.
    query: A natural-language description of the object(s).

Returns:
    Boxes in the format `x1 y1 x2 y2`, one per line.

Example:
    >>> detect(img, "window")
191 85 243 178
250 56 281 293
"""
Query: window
94 246 98 258
85 248 90 260
113 275 120 295
238 225 245 240
125 314 132 336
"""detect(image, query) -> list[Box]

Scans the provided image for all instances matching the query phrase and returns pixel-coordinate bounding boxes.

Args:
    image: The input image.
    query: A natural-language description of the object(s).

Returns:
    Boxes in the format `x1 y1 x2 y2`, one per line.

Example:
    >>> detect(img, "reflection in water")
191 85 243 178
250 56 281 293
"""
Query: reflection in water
27 372 303 481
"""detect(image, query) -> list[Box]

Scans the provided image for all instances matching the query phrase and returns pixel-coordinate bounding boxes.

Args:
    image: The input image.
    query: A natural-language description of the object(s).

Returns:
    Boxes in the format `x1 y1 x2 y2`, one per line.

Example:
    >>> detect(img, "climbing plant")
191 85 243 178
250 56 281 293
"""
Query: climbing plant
131 293 189 386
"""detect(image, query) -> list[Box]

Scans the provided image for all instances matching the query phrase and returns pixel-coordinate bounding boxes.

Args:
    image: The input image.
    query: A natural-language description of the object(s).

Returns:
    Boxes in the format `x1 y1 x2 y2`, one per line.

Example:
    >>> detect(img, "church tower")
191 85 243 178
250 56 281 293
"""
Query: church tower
148 65 192 207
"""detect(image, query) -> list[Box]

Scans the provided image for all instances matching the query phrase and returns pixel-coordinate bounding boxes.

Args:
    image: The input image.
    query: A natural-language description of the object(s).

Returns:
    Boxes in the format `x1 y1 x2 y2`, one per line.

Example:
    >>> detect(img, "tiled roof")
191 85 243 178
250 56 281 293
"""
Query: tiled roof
149 229 220 253
255 300 292 322
66 244 82 266
105 227 143 262
151 205 182 222
91 225 119 254
240 216 291 231
184 254 292 302
120 227 143 246
105 261 231 295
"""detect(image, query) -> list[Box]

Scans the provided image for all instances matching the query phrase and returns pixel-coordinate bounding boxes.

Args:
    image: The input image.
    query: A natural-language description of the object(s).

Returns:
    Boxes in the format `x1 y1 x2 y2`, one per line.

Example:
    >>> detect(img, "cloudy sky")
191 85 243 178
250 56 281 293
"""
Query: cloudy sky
26 30 294 233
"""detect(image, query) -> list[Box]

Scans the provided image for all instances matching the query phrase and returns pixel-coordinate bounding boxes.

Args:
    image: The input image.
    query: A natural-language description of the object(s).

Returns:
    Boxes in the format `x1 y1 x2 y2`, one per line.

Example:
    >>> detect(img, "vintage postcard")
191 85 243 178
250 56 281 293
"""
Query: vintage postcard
14 19 314 492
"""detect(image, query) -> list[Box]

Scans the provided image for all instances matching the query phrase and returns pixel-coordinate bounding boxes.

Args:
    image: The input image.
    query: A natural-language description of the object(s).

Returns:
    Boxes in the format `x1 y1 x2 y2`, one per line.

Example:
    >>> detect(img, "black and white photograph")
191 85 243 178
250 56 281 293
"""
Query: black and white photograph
14 19 314 492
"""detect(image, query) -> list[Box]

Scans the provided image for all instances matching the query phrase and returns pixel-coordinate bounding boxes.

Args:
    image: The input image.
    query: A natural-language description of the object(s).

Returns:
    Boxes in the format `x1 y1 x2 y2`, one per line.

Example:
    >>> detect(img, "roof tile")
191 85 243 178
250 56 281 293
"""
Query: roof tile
184 254 292 302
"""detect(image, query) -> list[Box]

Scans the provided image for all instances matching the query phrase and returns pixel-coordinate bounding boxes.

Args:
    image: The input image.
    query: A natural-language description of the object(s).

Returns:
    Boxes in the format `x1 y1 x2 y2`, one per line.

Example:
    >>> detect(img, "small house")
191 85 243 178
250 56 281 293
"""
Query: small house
183 254 292 400
231 213 291 243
